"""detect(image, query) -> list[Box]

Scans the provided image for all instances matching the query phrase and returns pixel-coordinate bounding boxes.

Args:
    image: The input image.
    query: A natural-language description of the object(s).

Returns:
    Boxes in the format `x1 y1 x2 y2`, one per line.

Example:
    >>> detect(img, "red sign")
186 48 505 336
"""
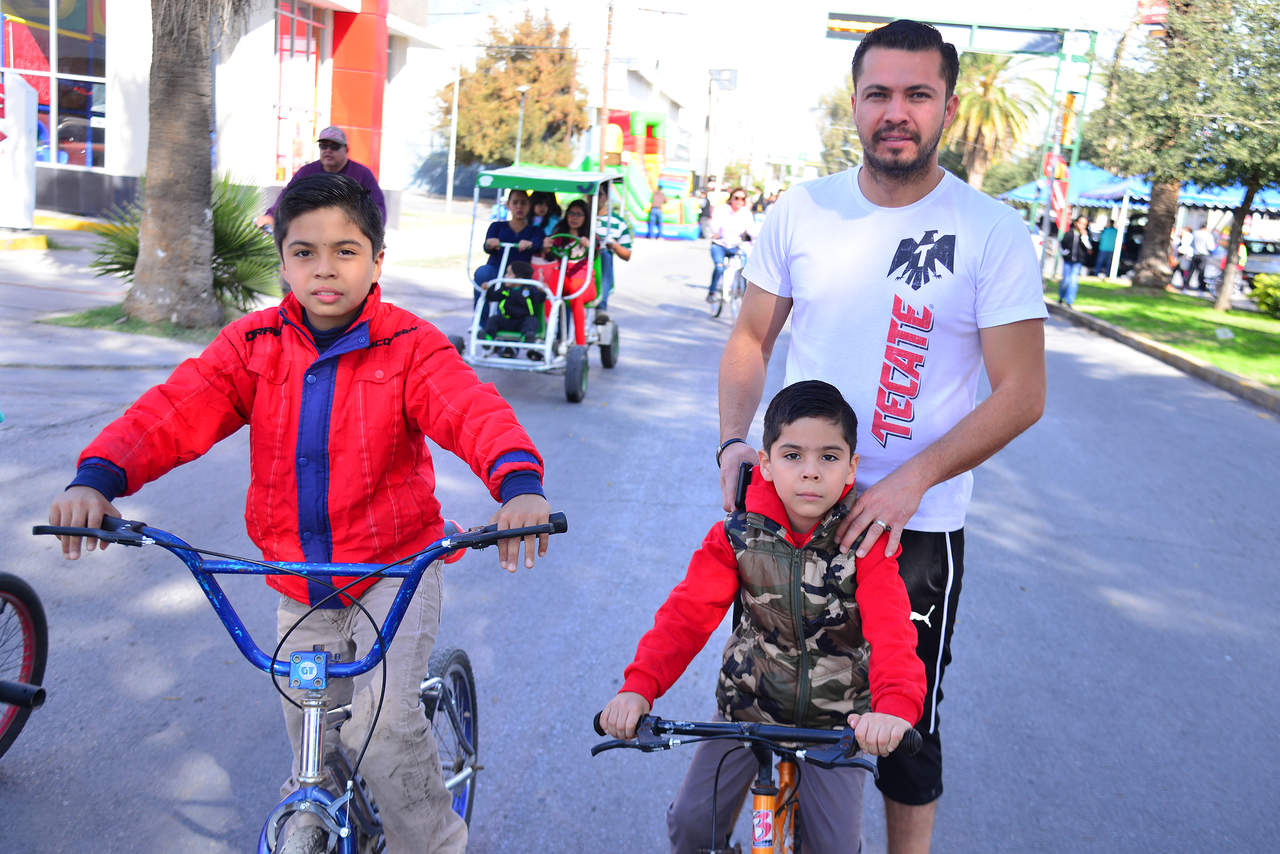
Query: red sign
1137 0 1169 25
1043 153 1070 234
0 80 6 119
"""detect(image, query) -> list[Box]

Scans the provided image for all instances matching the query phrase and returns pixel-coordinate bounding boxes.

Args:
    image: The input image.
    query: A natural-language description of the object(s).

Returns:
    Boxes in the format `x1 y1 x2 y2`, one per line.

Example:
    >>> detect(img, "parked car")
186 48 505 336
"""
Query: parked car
1242 239 1280 285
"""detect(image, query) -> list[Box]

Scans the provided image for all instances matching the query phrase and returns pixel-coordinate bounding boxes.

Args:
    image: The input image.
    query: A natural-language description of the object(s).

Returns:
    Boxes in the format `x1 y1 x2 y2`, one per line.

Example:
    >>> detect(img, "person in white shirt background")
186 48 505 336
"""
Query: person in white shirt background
706 186 758 302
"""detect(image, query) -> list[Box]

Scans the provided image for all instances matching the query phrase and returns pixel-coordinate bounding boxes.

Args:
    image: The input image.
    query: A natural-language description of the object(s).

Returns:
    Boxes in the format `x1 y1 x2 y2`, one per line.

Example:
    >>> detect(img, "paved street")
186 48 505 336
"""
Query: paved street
1 215 1277 852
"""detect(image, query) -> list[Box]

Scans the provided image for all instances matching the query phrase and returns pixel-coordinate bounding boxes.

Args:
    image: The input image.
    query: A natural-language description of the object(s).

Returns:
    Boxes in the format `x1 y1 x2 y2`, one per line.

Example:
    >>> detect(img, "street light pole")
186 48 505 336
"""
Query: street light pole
515 84 531 166
446 61 459 214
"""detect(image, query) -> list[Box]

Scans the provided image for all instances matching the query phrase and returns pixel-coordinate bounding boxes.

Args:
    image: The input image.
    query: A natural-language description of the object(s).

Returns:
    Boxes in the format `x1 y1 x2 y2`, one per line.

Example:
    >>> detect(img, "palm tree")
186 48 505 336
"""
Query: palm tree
943 54 1049 192
124 1 253 329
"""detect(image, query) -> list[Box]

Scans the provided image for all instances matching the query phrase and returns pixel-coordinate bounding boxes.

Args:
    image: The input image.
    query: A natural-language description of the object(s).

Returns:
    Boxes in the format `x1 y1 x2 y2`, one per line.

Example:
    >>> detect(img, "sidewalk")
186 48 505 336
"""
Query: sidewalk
1044 297 1280 414
0 193 485 371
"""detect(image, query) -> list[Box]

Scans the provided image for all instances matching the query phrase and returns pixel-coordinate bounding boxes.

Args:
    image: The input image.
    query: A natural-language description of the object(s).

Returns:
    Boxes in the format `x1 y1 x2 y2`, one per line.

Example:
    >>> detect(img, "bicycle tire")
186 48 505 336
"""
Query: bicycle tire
275 825 327 854
424 645 478 825
708 287 724 318
0 572 48 758
729 269 745 321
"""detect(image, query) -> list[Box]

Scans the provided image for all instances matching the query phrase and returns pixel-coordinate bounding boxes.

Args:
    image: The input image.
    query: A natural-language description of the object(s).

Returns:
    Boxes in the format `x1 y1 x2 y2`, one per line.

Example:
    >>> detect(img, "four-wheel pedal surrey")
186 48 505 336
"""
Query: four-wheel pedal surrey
33 512 568 853
453 166 623 403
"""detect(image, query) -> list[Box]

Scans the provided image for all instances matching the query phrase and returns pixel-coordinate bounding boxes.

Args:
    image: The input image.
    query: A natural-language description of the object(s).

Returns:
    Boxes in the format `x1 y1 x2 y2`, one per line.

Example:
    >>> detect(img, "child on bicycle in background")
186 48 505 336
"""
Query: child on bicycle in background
598 380 924 854
47 173 552 854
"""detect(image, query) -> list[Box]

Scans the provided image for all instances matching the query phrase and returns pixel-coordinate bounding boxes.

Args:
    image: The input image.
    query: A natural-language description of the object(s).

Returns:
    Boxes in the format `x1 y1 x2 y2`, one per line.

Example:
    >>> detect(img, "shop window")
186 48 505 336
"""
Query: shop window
273 1 325 182
1 0 107 167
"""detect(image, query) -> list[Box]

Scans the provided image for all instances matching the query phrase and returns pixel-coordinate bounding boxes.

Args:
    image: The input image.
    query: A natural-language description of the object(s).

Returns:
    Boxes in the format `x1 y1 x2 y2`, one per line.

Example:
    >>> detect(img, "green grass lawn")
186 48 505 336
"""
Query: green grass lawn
41 304 222 345
1045 278 1280 390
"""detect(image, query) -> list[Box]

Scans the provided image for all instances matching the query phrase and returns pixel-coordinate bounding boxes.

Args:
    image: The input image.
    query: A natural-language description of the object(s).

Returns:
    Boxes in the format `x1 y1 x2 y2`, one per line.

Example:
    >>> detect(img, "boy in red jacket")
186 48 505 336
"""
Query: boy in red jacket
47 174 550 853
599 380 924 854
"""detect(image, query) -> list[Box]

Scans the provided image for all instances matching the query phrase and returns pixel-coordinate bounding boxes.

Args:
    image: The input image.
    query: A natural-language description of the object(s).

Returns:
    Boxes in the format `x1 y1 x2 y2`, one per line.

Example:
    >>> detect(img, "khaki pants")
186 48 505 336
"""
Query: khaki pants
276 568 467 854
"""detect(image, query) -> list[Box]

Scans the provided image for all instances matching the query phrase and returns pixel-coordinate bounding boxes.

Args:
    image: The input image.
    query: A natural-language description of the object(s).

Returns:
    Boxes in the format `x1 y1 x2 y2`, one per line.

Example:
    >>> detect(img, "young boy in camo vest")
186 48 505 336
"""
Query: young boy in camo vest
598 380 925 854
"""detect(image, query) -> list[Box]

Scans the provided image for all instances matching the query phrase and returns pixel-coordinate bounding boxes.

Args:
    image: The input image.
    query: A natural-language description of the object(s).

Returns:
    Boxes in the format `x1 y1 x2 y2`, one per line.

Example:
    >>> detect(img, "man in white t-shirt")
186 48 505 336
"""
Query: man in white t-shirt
716 20 1046 854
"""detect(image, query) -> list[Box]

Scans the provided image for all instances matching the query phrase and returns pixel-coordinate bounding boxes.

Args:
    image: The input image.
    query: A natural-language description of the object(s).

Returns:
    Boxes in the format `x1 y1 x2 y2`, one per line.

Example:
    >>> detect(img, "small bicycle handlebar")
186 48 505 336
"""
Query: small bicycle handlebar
32 513 568 679
591 712 921 770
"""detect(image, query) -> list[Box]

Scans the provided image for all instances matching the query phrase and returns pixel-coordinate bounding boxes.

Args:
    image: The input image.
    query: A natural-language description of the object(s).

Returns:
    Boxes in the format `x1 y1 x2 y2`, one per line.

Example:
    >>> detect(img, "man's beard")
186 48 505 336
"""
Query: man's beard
861 122 944 183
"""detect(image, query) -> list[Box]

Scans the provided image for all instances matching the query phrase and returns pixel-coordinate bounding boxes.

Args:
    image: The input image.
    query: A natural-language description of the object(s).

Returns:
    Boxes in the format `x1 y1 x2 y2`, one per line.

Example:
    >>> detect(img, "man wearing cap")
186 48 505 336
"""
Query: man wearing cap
256 126 387 228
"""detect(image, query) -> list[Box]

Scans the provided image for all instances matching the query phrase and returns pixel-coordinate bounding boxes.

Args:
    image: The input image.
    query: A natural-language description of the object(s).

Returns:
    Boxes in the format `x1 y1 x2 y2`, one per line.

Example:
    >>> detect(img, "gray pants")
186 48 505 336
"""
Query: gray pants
666 713 866 854
276 569 467 854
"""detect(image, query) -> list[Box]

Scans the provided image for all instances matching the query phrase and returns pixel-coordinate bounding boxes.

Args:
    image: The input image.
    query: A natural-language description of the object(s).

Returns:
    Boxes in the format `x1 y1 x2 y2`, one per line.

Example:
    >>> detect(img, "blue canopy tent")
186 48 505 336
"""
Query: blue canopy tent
1082 178 1280 212
999 161 1121 207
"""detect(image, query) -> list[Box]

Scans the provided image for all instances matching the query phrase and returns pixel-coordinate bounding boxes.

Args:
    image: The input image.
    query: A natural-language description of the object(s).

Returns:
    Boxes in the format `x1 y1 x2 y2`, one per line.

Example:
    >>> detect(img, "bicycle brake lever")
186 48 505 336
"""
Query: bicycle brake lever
801 730 875 773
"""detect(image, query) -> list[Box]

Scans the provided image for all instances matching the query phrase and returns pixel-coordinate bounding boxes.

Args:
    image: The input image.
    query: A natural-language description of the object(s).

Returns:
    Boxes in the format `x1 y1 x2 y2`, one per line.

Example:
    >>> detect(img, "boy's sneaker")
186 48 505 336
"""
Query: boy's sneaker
706 292 720 304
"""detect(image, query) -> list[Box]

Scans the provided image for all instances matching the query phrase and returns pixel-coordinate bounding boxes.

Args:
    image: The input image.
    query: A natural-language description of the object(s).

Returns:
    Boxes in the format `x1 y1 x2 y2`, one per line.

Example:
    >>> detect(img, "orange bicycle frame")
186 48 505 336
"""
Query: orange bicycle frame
750 746 802 852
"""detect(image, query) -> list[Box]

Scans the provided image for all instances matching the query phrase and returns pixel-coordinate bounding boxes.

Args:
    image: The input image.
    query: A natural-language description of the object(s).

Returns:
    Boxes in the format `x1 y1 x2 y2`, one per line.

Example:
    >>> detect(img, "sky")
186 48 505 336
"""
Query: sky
426 0 1145 169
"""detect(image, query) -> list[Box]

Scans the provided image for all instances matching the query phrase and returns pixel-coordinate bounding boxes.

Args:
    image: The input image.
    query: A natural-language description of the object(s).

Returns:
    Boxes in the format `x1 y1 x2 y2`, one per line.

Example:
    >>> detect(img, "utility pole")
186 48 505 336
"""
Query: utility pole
515 84 531 165
598 1 614 170
446 61 459 214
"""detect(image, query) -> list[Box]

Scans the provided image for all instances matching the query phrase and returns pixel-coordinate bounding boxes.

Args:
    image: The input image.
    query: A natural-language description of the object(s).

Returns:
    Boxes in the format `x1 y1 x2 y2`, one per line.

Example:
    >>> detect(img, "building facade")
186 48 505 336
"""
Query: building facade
0 0 434 222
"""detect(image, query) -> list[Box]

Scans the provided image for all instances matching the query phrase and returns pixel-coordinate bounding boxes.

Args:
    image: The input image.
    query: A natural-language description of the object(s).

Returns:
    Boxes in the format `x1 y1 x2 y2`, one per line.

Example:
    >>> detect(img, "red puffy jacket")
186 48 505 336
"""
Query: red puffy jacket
76 286 543 606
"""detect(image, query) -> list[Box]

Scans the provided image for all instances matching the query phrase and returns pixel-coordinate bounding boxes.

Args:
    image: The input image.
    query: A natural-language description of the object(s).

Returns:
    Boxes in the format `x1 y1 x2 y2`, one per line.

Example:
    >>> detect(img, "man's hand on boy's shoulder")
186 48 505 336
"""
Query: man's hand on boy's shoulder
848 711 912 757
599 691 651 740
490 493 551 572
48 485 120 560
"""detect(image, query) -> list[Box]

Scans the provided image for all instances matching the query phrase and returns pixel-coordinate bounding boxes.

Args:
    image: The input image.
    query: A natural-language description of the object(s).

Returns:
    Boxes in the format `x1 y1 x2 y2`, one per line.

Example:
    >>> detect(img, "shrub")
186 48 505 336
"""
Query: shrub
90 174 282 312
1251 273 1280 319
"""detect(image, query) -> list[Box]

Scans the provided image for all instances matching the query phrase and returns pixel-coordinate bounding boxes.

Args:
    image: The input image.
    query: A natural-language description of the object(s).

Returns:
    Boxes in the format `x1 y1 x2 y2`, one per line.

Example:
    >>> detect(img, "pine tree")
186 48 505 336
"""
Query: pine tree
437 12 589 167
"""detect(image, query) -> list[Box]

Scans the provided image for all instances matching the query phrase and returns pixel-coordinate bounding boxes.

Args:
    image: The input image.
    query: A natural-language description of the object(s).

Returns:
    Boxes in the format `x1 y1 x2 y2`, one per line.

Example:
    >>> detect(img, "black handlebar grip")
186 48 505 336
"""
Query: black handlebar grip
734 462 752 512
32 515 148 546
549 511 568 534
0 679 46 709
593 711 606 736
895 727 923 757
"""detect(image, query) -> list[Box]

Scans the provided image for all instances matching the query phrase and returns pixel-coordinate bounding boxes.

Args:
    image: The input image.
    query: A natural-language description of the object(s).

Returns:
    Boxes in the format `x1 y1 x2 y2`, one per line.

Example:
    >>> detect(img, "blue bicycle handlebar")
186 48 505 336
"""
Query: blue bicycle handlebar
33 513 567 680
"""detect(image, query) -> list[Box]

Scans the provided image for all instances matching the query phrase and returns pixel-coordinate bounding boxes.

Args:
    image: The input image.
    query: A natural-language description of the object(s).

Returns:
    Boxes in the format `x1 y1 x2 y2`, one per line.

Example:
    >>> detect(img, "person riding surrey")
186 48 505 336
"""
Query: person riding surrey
256 126 387 228
530 191 562 236
539 198 598 346
483 259 546 346
48 173 553 854
706 185 757 302
474 189 545 299
592 188 633 323
599 380 925 854
716 20 1046 854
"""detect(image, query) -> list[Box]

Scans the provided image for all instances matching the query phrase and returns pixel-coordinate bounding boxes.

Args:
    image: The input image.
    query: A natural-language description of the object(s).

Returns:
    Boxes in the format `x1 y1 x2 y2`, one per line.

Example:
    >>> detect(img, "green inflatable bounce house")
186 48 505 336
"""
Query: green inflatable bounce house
580 109 702 240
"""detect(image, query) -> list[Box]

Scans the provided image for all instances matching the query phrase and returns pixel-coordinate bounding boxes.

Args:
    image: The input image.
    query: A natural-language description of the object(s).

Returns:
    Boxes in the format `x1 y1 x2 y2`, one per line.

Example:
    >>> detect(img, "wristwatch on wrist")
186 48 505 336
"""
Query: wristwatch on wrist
716 437 747 468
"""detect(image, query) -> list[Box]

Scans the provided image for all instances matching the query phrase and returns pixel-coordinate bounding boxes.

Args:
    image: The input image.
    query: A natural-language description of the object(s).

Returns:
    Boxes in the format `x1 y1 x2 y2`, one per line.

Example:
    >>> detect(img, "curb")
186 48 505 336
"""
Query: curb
33 213 102 232
1045 299 1280 414
0 234 47 251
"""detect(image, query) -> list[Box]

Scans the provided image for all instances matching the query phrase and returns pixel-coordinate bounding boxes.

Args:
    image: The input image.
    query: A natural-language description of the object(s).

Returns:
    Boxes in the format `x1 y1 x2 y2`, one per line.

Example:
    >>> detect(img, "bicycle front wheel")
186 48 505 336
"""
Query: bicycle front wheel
276 826 327 854
424 645 478 824
729 269 746 321
0 572 48 758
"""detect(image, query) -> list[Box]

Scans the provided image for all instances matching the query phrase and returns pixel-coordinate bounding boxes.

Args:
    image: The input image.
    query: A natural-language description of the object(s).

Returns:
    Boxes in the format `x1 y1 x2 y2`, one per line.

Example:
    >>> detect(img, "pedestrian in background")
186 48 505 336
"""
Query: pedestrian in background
256 126 386 228
648 187 667 239
1058 215 1092 307
1093 219 1117 277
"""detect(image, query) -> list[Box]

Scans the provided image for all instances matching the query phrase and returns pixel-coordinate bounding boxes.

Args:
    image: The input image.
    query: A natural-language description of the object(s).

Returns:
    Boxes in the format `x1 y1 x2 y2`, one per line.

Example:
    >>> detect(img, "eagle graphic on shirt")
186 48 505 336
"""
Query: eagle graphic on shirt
888 230 956 289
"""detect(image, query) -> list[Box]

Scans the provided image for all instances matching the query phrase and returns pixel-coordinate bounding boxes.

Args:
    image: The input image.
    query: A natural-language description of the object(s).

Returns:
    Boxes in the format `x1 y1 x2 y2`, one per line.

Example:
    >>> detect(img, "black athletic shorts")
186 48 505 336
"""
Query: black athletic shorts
875 528 965 806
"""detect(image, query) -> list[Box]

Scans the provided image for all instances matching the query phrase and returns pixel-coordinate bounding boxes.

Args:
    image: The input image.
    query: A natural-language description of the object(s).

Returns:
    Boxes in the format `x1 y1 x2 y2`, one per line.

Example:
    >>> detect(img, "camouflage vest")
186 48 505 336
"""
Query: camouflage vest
715 506 872 728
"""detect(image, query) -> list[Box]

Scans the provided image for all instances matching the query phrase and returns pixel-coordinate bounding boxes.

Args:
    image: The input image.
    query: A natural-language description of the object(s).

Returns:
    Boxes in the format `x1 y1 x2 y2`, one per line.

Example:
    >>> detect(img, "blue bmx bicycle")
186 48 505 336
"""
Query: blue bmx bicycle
34 512 568 853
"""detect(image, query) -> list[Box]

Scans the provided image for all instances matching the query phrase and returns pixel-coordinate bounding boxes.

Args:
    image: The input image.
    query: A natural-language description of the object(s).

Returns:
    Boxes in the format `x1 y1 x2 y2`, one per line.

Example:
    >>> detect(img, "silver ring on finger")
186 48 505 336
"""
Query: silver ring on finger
874 518 891 533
